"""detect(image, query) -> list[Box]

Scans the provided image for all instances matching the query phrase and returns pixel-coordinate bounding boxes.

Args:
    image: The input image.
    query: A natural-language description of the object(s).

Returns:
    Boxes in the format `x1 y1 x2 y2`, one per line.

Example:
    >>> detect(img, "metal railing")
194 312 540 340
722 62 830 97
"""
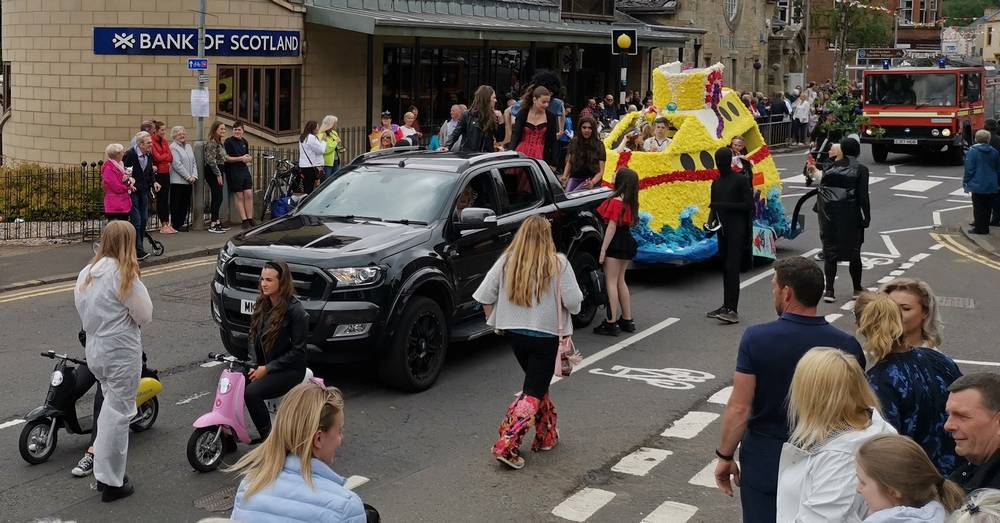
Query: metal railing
758 119 792 148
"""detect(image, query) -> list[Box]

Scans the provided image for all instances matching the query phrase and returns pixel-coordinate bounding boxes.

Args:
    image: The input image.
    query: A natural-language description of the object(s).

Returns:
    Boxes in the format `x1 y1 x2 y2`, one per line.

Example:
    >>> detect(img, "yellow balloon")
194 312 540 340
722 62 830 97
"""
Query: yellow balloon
616 33 632 50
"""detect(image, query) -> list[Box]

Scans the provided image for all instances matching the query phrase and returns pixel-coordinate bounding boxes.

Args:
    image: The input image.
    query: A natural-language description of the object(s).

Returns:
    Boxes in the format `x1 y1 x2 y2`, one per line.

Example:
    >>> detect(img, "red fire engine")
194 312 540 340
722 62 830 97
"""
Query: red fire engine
860 65 995 164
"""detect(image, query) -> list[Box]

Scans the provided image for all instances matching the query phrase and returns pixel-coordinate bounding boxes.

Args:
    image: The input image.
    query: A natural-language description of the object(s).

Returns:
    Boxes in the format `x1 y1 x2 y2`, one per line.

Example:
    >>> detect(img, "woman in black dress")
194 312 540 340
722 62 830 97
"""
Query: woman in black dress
707 148 754 325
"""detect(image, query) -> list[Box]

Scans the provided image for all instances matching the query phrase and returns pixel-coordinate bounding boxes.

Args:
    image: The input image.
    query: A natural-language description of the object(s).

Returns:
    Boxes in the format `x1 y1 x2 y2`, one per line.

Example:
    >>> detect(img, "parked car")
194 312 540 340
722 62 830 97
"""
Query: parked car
210 148 610 392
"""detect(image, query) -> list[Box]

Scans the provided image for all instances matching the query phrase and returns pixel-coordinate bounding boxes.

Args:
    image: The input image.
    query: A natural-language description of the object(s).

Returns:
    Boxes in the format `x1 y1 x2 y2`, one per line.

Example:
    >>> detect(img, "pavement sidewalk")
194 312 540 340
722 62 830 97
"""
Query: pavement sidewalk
959 225 1000 258
0 229 239 293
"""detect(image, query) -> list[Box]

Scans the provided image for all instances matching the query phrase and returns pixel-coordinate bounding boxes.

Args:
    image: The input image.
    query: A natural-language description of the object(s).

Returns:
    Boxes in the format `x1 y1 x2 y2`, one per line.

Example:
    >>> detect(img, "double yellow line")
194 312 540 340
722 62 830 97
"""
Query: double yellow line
0 256 218 304
931 233 1000 271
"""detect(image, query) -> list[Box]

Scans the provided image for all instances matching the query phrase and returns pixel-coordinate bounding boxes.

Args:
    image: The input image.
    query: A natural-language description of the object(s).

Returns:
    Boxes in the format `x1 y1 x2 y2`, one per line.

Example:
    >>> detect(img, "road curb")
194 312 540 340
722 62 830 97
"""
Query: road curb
958 228 1000 258
0 244 224 294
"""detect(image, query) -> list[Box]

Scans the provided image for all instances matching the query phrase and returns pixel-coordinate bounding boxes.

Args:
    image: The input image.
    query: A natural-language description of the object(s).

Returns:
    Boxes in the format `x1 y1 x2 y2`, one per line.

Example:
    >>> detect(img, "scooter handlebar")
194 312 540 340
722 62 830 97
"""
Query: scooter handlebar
39 350 87 365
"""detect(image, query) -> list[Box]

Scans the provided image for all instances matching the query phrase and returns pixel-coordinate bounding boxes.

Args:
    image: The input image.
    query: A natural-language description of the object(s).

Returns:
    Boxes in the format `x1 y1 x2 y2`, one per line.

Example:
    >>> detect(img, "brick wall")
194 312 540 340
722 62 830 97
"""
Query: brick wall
0 0 304 165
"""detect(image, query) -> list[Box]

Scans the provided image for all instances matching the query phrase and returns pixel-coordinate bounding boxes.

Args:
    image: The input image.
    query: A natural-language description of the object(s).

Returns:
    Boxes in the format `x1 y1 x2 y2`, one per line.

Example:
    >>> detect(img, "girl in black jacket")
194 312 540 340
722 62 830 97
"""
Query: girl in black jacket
708 148 754 325
509 85 560 168
444 85 505 153
245 260 308 442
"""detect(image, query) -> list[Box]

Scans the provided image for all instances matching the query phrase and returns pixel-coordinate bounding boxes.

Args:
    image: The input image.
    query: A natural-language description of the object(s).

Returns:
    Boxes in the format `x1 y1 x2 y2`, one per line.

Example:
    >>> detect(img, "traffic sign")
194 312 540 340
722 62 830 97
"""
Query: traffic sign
197 73 209 83
187 58 208 70
857 48 904 60
611 28 638 56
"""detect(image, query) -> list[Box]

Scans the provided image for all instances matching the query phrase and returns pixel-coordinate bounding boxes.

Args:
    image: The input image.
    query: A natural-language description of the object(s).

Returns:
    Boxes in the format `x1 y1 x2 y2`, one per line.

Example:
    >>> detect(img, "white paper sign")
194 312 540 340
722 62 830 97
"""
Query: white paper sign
190 88 210 118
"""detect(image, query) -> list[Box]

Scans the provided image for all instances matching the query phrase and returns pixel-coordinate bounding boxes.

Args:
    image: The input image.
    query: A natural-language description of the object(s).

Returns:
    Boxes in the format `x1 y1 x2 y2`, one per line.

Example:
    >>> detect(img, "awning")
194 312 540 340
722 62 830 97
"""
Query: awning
305 5 697 45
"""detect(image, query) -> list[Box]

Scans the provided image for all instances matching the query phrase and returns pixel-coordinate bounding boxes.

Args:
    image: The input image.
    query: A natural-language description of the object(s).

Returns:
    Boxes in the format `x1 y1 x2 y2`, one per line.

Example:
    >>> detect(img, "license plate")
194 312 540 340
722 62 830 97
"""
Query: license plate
240 299 255 315
893 138 918 145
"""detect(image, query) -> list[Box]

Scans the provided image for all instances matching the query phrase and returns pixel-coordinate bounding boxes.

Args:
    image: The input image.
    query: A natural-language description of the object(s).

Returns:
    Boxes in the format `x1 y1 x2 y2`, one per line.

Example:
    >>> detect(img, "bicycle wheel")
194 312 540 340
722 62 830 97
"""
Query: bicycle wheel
261 180 275 222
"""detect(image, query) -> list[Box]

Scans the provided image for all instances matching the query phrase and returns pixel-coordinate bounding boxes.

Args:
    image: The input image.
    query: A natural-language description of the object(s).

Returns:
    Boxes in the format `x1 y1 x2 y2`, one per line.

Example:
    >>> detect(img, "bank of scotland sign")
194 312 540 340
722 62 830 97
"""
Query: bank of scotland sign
94 28 300 57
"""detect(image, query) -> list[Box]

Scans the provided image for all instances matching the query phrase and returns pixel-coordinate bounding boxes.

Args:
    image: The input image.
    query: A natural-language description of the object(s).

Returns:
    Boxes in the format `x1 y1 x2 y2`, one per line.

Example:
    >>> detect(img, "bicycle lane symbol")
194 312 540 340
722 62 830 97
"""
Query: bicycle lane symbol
588 366 715 390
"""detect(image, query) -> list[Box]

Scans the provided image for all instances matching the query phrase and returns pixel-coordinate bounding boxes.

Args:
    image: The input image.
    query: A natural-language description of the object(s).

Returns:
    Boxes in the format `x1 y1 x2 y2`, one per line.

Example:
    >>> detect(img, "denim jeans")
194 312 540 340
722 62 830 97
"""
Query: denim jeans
129 191 149 255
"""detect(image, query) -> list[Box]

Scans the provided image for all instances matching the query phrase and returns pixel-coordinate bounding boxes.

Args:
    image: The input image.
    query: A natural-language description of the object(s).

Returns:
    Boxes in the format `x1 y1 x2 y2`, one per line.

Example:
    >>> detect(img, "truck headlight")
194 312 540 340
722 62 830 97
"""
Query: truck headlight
931 129 941 137
217 242 234 277
326 267 382 287
942 128 952 137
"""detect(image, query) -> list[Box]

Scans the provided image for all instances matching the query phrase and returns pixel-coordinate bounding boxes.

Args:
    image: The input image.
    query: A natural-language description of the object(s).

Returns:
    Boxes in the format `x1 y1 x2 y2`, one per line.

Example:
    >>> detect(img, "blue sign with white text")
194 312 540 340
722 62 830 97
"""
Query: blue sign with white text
187 59 208 70
94 28 300 57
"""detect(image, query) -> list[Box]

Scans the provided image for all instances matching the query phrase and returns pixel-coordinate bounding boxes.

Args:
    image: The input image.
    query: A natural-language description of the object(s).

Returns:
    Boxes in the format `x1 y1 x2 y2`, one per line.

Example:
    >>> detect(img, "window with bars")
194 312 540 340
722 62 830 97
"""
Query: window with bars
1 62 10 114
217 65 301 135
777 0 790 24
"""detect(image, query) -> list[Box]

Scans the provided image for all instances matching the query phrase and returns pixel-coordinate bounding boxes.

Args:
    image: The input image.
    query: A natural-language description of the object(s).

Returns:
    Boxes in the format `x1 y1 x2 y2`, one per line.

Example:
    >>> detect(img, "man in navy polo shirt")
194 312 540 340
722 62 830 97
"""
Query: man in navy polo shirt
713 256 866 523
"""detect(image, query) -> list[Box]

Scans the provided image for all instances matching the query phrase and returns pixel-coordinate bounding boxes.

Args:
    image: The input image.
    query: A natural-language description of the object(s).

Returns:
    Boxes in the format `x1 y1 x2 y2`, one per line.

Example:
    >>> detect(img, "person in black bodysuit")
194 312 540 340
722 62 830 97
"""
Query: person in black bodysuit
707 148 754 325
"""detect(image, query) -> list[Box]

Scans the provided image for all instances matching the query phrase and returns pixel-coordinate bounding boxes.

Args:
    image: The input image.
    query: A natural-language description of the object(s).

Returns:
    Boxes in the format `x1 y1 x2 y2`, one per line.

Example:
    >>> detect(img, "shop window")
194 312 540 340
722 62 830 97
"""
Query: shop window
1 62 10 114
561 0 614 19
217 65 300 135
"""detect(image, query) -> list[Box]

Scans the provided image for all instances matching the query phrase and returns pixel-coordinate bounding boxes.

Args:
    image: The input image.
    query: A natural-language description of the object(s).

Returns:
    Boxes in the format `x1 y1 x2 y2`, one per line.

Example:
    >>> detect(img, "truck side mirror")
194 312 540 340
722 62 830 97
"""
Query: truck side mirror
456 207 497 230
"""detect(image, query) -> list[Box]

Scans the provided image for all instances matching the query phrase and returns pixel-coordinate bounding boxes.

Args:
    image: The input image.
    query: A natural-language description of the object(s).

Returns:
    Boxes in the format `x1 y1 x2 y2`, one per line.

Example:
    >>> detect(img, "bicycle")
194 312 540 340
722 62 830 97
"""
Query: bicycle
259 156 296 222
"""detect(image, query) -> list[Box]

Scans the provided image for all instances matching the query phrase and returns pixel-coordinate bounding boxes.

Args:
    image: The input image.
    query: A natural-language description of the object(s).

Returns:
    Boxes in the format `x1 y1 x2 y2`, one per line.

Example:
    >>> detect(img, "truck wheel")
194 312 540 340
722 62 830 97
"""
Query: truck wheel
571 252 600 328
379 296 448 392
951 136 968 165
871 144 888 164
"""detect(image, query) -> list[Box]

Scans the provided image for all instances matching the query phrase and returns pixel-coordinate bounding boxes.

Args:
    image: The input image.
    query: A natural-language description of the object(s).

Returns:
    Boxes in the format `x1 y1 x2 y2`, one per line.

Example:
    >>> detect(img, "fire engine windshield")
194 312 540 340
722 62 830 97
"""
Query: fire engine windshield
865 74 957 107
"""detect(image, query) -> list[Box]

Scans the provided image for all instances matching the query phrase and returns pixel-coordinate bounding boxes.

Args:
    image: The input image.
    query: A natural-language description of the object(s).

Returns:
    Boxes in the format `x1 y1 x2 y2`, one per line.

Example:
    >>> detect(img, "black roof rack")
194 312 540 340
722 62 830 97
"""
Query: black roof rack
349 146 426 165
460 151 521 170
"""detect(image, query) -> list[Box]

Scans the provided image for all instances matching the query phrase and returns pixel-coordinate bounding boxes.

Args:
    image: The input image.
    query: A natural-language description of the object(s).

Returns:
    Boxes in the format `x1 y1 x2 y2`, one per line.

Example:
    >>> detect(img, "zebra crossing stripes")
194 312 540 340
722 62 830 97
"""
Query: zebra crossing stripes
641 501 699 523
890 179 942 192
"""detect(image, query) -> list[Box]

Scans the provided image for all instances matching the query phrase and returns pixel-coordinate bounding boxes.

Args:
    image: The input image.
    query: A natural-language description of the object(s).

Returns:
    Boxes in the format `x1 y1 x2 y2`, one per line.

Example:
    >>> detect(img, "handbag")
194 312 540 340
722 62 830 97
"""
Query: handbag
554 262 583 377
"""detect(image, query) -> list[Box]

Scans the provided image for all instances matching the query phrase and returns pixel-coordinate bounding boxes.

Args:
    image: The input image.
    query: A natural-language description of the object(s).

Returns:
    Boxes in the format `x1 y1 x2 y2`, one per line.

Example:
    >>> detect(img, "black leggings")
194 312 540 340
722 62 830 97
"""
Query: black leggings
303 167 321 194
824 252 862 292
244 367 305 436
507 332 558 399
155 175 171 223
719 215 749 311
74 365 104 446
206 169 224 222
170 183 192 230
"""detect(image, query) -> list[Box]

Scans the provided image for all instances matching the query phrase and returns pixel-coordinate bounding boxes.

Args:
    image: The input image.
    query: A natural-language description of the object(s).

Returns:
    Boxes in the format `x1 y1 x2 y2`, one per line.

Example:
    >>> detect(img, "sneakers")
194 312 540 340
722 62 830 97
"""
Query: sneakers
706 306 726 319
617 317 636 333
593 321 621 336
208 223 227 234
716 308 740 324
241 219 252 230
137 251 151 261
71 452 94 477
823 290 836 303
159 225 177 234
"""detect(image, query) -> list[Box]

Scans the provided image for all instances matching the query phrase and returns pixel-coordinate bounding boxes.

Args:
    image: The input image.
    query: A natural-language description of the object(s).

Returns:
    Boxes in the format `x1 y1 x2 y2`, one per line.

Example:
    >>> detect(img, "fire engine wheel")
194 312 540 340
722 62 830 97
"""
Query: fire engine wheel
871 144 888 164
951 136 968 165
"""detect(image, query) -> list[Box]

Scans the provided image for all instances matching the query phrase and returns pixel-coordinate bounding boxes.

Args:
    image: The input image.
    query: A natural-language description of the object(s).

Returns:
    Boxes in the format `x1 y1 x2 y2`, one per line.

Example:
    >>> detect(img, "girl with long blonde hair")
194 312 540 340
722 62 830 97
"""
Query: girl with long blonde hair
881 277 943 349
473 215 583 469
855 434 965 521
857 292 963 475
777 347 896 521
73 220 152 501
229 382 367 521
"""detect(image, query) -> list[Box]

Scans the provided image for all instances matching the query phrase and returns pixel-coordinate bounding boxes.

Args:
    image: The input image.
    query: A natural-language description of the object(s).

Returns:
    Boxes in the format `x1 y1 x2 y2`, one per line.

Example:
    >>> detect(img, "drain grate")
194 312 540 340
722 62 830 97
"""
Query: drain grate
936 296 976 309
194 485 237 513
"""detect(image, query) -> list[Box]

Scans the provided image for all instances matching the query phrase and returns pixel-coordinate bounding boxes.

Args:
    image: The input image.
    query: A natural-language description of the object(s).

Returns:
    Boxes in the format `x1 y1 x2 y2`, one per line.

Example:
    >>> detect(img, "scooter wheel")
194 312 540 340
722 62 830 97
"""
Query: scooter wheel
187 426 224 472
19 418 57 464
130 397 159 432
151 241 164 256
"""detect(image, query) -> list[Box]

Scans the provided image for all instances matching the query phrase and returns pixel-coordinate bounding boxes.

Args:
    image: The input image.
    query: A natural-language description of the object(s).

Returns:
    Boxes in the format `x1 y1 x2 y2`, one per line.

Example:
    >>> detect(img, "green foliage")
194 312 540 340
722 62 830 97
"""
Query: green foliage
943 0 999 26
812 2 893 49
820 77 872 136
0 164 104 222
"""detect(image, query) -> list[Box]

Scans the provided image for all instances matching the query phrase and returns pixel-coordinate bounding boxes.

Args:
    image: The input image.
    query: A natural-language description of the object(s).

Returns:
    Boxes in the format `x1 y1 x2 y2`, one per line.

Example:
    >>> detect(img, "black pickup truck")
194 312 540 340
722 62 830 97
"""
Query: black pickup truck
210 148 610 391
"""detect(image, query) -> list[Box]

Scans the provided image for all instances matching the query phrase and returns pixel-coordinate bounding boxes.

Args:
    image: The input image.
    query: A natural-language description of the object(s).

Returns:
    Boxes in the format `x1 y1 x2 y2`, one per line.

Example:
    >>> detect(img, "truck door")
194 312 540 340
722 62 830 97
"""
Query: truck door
446 170 506 320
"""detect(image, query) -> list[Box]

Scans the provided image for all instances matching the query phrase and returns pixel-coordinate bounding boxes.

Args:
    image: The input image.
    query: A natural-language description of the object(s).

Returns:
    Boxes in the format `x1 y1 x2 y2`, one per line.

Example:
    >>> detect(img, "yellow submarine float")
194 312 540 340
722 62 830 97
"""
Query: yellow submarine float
601 61 792 264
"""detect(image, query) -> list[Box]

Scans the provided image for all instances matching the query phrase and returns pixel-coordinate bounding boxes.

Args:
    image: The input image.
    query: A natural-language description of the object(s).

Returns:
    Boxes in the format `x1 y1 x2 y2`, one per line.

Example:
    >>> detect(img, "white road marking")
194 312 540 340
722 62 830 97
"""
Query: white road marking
641 501 699 523
345 475 369 490
928 175 963 180
589 366 714 390
889 164 898 173
781 192 810 199
708 386 732 405
929 243 945 251
0 419 26 430
660 411 720 439
933 205 972 226
892 179 942 193
200 360 223 368
900 262 915 268
777 167 787 171
782 174 808 184
551 318 680 385
955 359 1000 367
841 300 856 311
890 270 905 276
552 488 616 522
879 225 933 234
884 172 916 177
950 188 970 196
176 391 212 405
688 459 719 488
611 447 673 477
947 199 972 203
869 176 886 185
739 248 821 290
862 235 900 258
878 276 896 283
909 253 931 263
894 193 929 199
825 313 843 323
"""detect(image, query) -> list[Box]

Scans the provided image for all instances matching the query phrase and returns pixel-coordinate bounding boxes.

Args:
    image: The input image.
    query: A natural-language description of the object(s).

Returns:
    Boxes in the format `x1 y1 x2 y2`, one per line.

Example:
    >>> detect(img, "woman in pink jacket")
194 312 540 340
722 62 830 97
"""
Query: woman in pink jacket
102 143 133 220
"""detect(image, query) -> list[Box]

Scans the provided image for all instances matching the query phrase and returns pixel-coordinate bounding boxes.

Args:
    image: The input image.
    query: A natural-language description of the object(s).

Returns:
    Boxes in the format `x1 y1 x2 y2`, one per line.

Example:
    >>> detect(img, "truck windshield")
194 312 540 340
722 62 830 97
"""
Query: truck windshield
865 73 957 107
297 166 454 223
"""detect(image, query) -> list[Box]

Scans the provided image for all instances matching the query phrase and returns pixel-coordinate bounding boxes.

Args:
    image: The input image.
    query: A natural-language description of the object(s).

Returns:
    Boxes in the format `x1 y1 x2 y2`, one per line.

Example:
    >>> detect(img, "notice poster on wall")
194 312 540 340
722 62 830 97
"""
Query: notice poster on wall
191 88 210 118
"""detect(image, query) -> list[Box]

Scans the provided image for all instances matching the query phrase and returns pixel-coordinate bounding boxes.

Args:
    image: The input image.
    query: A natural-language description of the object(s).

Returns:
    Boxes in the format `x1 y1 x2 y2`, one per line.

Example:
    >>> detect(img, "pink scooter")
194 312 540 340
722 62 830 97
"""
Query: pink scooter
186 352 316 472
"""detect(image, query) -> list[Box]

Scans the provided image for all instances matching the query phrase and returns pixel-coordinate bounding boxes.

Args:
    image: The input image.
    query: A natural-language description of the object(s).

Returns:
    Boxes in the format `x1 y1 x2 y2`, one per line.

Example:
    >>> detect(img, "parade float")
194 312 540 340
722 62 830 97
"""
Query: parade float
601 62 792 264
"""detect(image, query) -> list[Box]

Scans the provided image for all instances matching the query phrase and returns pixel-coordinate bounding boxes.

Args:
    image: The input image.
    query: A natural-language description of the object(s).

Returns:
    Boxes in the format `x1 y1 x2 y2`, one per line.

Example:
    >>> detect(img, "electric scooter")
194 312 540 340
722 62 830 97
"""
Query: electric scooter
19 350 163 464
187 352 318 472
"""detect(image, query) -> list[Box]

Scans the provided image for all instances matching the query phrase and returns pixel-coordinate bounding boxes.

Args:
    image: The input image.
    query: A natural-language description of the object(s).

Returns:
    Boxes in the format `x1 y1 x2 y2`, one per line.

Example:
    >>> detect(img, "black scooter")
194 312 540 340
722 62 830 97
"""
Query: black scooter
18 348 162 465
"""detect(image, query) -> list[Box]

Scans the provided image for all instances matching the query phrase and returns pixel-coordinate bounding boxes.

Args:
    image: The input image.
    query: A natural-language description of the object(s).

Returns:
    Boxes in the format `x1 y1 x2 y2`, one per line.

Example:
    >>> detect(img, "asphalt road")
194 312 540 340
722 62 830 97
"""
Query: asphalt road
0 147 998 523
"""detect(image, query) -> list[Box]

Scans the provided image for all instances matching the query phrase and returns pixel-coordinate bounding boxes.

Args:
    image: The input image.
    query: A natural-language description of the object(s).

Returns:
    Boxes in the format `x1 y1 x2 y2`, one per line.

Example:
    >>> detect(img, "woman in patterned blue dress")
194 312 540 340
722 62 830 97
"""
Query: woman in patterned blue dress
857 291 963 475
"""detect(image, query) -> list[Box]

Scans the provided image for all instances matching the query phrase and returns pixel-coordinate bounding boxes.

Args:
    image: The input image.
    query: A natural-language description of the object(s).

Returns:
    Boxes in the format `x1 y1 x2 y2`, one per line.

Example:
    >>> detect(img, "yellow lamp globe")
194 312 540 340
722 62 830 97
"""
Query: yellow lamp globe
616 33 632 50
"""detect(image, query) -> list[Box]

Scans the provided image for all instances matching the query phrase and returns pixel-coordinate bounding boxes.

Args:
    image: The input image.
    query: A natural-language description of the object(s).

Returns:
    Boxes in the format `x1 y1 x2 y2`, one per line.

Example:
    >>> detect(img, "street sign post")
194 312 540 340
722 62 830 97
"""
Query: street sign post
187 58 208 70
857 48 905 60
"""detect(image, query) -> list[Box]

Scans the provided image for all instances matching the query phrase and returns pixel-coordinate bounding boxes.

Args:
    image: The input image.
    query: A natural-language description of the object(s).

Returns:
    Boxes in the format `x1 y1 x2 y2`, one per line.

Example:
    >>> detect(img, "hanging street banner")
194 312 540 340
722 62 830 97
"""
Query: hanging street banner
94 28 300 57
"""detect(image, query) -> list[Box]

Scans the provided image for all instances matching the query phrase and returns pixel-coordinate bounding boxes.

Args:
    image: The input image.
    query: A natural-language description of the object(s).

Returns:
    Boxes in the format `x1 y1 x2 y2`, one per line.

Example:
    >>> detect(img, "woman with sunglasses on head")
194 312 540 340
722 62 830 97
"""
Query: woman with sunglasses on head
244 261 309 444
229 382 369 523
